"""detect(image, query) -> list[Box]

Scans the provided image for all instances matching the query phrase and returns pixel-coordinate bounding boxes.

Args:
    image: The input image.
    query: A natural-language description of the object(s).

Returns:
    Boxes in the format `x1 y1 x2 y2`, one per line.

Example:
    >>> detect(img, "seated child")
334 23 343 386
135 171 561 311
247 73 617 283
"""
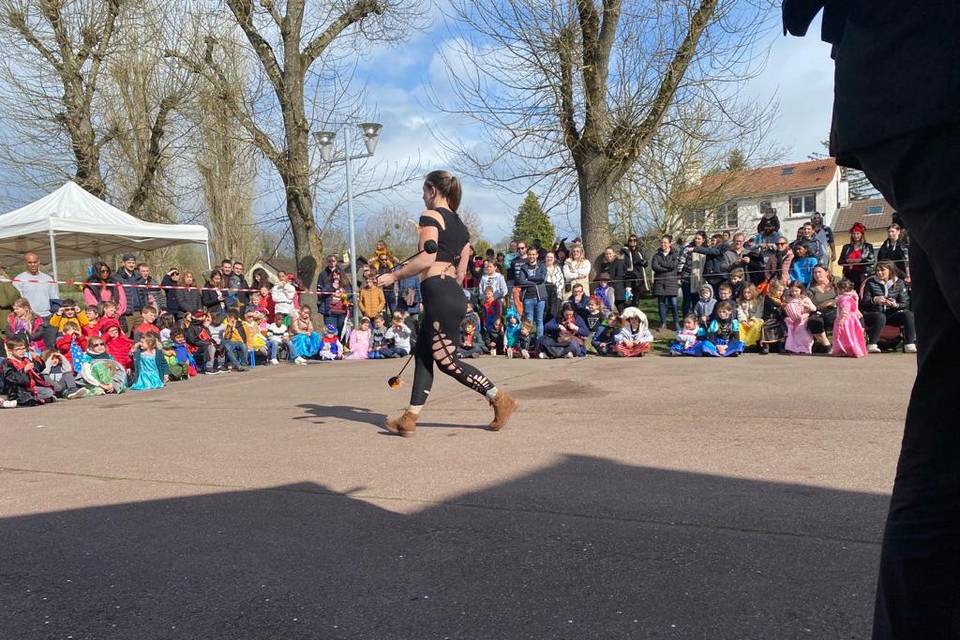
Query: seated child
79 336 127 395
1 337 57 406
670 314 703 356
82 305 101 338
713 282 735 318
695 284 716 327
701 302 745 357
737 284 763 348
55 320 87 375
504 307 521 356
131 306 162 342
457 319 486 359
42 350 87 398
346 317 372 360
207 311 228 370
593 312 620 356
379 313 412 359
759 279 787 355
221 309 250 371
319 323 345 361
368 315 388 359
157 312 177 342
130 333 169 391
480 287 502 337
289 307 320 363
515 320 537 359
49 298 92 334
462 302 482 336
94 301 120 336
615 308 654 357
266 313 291 364
242 310 268 362
582 296 604 354
163 335 193 380
485 316 505 355
99 318 134 372
783 282 817 354
185 309 220 374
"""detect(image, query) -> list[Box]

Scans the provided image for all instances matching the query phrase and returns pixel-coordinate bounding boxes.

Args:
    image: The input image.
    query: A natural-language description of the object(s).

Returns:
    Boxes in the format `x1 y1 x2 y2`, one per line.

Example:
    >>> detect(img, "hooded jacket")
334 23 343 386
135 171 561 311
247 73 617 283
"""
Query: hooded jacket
694 283 716 322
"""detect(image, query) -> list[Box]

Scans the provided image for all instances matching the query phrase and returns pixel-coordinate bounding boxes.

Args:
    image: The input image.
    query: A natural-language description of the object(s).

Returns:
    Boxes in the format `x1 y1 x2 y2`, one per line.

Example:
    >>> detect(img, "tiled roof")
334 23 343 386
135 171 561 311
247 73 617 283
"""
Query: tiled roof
833 197 895 232
683 158 839 204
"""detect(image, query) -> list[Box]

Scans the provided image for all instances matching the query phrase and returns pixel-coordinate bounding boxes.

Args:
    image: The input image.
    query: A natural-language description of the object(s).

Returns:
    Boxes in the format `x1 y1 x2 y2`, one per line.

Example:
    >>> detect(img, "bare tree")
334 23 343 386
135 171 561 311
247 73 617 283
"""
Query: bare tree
169 0 423 296
0 0 124 196
437 0 774 263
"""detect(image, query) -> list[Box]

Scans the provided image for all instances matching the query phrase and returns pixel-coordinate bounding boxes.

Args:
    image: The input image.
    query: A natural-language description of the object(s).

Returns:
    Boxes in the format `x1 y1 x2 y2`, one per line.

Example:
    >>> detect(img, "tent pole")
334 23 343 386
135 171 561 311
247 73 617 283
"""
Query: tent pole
48 228 60 283
204 241 212 273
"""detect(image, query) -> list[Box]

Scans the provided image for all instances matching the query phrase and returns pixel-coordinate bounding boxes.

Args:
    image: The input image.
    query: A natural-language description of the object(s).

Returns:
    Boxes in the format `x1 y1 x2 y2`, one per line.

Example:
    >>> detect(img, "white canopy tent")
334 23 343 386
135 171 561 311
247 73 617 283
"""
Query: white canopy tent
0 181 211 280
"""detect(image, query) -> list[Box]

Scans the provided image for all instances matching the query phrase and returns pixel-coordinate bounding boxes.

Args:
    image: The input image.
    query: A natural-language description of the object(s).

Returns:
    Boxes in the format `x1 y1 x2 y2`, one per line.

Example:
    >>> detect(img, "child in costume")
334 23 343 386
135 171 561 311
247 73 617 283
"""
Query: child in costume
346 317 372 360
737 284 763 349
1 337 57 406
592 311 620 356
319 323 345 361
79 336 127 395
832 278 868 358
504 307 522 356
760 279 787 355
55 320 88 375
100 318 134 372
701 302 745 357
130 333 168 391
615 307 653 357
670 314 703 356
784 282 817 354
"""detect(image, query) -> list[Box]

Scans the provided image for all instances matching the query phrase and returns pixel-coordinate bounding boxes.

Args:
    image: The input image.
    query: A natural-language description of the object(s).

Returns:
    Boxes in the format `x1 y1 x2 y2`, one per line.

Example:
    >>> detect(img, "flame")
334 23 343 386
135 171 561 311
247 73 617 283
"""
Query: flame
387 376 403 389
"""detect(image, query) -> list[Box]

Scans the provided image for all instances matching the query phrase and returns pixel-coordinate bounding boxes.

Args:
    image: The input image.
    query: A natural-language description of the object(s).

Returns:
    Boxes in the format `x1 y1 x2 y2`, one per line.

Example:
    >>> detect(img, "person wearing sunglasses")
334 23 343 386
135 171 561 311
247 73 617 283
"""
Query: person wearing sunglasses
82 262 127 318
161 269 181 317
78 337 127 395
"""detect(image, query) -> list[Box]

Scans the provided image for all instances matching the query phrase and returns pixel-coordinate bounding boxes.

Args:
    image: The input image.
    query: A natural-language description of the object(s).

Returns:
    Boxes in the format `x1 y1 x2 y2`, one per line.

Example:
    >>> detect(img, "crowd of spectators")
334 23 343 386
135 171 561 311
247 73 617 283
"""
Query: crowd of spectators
0 210 916 407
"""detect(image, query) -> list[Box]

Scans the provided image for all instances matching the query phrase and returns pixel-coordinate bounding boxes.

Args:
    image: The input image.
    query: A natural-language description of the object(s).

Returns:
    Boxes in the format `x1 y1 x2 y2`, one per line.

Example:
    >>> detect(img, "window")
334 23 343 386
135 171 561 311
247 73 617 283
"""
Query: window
866 204 884 215
781 166 795 176
685 209 706 229
790 192 817 216
718 202 738 228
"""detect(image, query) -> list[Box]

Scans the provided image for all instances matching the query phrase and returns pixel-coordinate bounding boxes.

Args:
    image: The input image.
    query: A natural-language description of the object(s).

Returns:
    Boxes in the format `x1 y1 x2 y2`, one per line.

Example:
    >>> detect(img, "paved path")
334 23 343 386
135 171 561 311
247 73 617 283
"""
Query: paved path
0 354 913 639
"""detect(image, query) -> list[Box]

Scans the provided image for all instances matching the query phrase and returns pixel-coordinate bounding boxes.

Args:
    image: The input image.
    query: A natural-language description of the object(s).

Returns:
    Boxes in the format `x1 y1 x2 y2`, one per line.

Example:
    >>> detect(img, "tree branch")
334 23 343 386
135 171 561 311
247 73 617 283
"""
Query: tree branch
223 0 286 96
555 25 580 154
127 93 180 218
301 0 384 68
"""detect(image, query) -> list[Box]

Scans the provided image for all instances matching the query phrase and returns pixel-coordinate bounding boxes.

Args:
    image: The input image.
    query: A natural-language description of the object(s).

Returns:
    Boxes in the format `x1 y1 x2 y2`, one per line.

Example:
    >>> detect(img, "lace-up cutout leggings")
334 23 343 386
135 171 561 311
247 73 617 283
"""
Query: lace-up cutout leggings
410 275 496 406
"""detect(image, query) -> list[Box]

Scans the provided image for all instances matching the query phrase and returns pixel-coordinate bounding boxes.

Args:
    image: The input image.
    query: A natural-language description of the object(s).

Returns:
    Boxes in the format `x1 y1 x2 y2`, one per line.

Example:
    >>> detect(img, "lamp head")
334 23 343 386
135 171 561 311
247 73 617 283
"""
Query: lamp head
359 122 382 155
313 130 336 162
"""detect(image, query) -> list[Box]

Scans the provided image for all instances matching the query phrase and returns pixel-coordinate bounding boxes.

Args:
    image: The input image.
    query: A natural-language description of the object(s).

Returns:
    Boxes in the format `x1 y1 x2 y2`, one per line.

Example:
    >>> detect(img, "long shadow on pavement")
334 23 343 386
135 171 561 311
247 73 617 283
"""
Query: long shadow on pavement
0 455 886 639
296 403 488 431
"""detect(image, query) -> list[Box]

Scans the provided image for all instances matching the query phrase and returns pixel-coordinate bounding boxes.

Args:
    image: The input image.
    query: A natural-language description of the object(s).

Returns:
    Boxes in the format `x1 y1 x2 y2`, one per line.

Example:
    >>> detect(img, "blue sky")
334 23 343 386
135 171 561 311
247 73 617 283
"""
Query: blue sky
349 11 837 242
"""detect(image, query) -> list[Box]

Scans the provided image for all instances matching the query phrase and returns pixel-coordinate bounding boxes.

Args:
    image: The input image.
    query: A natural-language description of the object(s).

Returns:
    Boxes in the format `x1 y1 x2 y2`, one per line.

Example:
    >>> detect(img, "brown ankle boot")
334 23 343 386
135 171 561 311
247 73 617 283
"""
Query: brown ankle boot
488 391 518 431
384 411 418 437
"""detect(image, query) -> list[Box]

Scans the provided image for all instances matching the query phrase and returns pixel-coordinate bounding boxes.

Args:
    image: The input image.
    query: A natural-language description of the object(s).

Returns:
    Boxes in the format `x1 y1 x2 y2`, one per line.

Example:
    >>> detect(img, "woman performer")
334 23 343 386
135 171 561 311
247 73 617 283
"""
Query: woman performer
375 171 517 437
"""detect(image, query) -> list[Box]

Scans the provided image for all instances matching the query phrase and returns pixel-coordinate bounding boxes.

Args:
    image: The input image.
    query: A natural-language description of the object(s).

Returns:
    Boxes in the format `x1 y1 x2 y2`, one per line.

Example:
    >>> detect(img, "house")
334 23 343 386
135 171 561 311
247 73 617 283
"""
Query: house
832 197 896 246
246 256 297 286
681 158 850 241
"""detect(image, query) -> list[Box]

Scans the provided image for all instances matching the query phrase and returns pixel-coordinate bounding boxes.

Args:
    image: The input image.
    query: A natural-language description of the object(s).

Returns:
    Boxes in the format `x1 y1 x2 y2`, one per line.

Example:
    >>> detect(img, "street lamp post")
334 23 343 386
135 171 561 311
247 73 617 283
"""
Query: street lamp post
314 122 383 332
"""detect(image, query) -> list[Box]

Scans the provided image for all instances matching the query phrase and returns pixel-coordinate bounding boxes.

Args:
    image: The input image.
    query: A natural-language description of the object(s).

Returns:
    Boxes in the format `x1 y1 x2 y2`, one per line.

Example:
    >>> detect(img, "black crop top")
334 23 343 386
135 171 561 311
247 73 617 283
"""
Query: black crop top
419 207 470 265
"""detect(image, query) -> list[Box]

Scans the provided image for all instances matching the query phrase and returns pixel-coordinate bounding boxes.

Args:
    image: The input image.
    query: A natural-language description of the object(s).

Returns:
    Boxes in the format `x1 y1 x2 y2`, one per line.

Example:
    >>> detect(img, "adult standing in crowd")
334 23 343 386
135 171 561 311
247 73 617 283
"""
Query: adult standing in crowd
620 234 647 307
562 242 591 294
838 223 876 291
232 261 250 306
861 262 916 355
83 262 126 315
811 212 836 266
0 262 21 337
319 264 351 336
161 269 181 317
792 223 826 266
516 245 547 338
693 234 737 289
202 271 227 314
173 271 201 320
650 235 679 331
876 222 911 283
544 251 565 323
139 263 163 311
13 252 59 318
806 265 838 351
678 231 706 317
252 268 273 292
597 247 626 311
116 254 144 328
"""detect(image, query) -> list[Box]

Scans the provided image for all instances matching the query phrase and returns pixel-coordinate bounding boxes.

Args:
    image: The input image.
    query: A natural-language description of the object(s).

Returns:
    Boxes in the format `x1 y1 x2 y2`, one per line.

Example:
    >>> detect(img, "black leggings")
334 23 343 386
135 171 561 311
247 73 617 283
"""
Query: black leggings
411 276 496 406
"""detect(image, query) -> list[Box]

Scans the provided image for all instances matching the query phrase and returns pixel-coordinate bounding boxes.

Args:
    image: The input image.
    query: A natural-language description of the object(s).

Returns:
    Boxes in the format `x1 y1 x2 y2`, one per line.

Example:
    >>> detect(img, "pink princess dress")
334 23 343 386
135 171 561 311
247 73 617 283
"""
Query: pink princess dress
784 297 816 354
831 291 868 357
346 328 371 360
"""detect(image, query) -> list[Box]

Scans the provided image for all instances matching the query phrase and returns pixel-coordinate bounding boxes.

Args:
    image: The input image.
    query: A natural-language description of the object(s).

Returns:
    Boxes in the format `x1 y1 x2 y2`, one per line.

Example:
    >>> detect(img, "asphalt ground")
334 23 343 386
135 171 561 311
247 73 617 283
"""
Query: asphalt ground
0 353 914 639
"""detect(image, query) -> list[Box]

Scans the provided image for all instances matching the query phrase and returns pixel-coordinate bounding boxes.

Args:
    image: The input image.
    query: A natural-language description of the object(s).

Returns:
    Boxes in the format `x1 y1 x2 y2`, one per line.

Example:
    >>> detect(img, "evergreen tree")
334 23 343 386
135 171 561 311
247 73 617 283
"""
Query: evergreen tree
512 192 556 247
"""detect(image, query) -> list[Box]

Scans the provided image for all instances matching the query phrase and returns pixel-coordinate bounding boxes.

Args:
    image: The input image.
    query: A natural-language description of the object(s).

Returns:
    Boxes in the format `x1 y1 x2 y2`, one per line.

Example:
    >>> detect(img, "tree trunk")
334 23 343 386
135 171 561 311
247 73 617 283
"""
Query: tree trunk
578 154 614 269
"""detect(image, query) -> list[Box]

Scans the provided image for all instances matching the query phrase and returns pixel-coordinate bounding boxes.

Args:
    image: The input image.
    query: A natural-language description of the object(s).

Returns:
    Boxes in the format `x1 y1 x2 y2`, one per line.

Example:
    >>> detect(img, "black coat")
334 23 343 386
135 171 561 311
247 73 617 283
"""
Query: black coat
598 258 626 301
861 276 910 314
650 249 679 297
174 287 202 317
784 1 960 164
162 275 180 315
202 287 226 314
